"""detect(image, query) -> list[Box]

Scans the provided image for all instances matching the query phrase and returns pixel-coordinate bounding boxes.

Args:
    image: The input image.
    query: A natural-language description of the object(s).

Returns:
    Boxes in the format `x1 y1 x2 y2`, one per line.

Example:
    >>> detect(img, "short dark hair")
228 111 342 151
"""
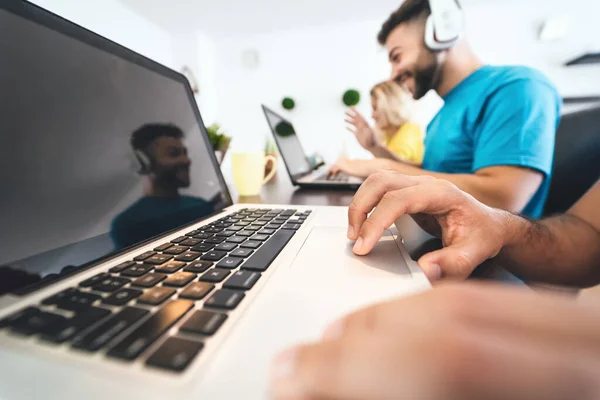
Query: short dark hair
377 0 432 45
130 123 184 151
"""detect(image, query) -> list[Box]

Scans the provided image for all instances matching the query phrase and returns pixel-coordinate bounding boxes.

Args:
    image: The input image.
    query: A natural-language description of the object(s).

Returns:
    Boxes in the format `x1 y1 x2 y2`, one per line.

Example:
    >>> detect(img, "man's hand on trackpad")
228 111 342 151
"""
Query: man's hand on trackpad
346 171 510 282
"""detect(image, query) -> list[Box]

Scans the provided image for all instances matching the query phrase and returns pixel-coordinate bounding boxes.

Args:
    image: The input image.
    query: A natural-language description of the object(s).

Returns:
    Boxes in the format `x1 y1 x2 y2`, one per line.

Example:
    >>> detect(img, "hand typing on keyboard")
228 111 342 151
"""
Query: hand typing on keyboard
327 157 392 179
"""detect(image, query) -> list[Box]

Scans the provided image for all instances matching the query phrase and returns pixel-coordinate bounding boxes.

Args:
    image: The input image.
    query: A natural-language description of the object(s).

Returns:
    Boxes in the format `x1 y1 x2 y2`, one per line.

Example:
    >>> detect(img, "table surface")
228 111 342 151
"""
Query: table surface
227 172 357 206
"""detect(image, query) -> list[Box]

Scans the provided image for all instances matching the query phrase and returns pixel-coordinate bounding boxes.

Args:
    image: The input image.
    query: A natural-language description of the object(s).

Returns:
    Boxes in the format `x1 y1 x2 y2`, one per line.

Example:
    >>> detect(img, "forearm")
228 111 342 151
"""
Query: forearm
381 162 533 212
368 144 402 161
498 213 600 287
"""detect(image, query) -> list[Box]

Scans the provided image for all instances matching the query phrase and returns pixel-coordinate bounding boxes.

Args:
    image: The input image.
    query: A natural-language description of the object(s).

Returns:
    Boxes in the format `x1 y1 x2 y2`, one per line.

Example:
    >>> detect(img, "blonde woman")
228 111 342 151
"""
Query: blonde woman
329 81 424 178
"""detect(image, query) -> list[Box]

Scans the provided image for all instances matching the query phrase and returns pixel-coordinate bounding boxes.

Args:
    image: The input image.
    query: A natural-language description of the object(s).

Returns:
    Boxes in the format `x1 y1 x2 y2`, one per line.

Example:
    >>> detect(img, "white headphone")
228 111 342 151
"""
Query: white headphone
425 0 465 51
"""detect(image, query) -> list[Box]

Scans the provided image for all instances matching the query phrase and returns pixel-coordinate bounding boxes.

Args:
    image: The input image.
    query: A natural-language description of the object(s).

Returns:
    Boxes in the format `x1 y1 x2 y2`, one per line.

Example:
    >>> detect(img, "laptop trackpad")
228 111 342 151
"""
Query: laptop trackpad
275 226 420 337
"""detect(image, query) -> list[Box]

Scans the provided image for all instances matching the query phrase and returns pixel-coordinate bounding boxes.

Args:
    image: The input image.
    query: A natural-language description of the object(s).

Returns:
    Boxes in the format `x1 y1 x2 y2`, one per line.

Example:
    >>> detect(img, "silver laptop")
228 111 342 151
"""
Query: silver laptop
0 2 430 399
262 104 364 190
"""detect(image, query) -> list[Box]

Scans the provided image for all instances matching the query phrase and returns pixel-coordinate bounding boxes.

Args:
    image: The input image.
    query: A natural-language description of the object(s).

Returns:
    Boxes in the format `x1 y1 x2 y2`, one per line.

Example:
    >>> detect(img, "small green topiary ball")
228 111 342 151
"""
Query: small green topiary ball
343 89 360 106
282 97 296 110
275 121 295 137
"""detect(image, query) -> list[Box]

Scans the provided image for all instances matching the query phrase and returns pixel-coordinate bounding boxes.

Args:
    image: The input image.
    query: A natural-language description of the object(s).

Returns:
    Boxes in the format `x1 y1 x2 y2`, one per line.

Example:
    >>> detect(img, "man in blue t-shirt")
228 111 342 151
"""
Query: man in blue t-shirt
338 0 560 218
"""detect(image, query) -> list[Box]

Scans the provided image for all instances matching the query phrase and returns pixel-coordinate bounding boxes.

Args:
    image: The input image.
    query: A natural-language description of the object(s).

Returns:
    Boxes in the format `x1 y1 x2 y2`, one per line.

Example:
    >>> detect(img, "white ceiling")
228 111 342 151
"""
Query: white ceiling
119 0 416 38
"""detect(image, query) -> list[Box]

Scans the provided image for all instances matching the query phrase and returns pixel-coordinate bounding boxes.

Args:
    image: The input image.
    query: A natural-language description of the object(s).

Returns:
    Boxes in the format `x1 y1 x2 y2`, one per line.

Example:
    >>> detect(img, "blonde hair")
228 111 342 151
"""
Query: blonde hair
370 80 416 131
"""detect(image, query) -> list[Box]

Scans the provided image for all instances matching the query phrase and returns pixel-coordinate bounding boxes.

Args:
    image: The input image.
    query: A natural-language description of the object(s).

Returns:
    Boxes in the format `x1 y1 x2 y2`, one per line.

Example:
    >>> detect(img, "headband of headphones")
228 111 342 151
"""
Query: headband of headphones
425 0 465 51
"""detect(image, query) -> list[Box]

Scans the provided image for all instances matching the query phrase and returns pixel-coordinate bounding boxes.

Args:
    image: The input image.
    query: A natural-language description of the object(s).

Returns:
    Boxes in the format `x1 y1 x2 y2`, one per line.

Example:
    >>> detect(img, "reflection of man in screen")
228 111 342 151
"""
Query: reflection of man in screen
111 124 214 249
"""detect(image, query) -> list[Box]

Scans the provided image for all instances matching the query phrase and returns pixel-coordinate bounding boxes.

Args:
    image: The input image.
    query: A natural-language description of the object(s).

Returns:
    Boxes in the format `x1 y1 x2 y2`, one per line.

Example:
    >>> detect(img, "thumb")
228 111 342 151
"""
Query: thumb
418 242 486 282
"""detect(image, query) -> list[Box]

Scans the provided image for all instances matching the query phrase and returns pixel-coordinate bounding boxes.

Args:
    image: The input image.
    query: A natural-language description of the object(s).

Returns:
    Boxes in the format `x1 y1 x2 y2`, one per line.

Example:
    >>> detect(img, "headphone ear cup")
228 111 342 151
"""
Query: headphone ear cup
133 150 152 175
424 15 438 51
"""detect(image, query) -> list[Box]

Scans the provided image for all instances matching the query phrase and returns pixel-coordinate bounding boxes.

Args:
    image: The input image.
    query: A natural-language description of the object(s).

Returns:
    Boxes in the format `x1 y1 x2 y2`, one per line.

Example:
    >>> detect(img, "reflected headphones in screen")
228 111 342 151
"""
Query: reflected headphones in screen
132 148 153 175
425 0 465 51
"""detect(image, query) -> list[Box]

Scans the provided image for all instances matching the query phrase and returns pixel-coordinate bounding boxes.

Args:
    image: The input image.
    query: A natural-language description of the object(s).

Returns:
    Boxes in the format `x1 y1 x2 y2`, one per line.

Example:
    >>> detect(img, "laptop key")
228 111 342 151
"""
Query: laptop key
242 229 295 272
107 300 193 361
237 230 254 237
258 229 276 236
204 227 223 234
154 261 186 274
192 243 214 252
71 307 149 352
216 257 244 269
11 311 68 336
250 234 269 242
241 241 261 249
199 269 230 283
226 236 247 244
92 277 131 293
246 226 262 231
162 245 188 255
134 251 156 262
132 273 167 288
171 236 188 244
42 307 112 343
216 231 235 238
201 251 227 261
145 254 173 265
282 224 302 231
41 288 79 306
230 248 254 258
79 273 110 288
154 243 173 252
266 224 281 230
214 242 237 252
102 288 143 306
57 291 102 311
121 264 153 277
204 236 226 244
109 261 136 273
1 307 40 329
223 271 261 291
179 282 214 300
146 337 204 372
280 210 296 216
163 272 196 287
180 310 227 336
204 289 245 310
137 287 176 306
175 251 202 262
183 260 213 273
180 238 202 247
193 233 213 240
227 226 243 232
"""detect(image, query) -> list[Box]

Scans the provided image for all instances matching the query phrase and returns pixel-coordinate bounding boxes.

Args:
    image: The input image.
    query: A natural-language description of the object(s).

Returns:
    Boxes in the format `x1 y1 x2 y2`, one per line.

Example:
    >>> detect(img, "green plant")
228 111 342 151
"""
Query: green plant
343 89 361 106
206 123 230 151
265 136 278 154
282 97 296 110
275 121 295 137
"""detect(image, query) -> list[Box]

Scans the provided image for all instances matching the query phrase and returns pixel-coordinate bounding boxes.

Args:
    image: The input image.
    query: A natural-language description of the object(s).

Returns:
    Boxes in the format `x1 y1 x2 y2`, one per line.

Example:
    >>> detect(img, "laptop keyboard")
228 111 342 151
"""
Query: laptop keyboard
1 208 311 373
316 172 350 182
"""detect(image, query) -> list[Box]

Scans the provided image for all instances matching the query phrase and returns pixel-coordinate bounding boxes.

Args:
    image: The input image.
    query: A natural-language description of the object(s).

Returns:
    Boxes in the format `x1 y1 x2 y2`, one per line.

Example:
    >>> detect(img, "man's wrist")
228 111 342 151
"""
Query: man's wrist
495 209 532 251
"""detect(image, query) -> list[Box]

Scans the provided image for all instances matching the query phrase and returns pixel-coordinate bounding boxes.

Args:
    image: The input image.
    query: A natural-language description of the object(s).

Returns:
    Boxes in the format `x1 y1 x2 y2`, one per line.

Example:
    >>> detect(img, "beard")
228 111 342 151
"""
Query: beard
155 166 190 188
396 51 444 100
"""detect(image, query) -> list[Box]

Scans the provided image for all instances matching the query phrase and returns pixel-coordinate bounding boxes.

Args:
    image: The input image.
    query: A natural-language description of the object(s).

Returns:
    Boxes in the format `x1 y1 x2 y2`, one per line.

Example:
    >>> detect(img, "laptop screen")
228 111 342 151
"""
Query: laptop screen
262 106 312 178
0 2 232 296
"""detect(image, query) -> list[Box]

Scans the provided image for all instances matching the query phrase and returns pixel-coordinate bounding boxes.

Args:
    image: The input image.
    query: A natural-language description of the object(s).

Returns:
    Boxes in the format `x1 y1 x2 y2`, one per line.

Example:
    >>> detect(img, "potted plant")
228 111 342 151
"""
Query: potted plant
206 123 231 165
264 136 278 177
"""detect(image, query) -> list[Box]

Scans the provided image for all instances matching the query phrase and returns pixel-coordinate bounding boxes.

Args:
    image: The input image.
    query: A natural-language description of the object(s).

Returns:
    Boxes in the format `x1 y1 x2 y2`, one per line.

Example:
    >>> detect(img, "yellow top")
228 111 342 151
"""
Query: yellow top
385 123 424 164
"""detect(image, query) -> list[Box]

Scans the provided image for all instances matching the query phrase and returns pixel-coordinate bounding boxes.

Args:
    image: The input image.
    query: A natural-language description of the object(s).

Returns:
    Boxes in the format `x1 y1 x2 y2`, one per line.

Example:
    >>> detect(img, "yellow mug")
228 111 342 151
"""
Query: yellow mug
231 151 278 196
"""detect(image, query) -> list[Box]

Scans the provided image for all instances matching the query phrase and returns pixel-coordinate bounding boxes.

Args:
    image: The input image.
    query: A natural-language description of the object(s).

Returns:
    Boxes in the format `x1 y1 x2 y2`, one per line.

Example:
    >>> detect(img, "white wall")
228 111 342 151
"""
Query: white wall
212 0 600 166
213 20 442 166
29 0 175 68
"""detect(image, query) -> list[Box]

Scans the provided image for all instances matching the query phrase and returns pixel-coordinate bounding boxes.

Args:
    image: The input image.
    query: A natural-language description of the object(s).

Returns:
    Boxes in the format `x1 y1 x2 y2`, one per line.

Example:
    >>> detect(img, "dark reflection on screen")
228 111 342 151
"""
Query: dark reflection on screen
111 124 214 249
0 6 229 295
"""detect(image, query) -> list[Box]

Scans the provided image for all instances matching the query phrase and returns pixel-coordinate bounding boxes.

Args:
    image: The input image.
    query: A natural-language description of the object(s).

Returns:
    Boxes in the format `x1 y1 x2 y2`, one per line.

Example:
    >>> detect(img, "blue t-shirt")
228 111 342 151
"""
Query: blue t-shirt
110 195 214 249
423 65 561 217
